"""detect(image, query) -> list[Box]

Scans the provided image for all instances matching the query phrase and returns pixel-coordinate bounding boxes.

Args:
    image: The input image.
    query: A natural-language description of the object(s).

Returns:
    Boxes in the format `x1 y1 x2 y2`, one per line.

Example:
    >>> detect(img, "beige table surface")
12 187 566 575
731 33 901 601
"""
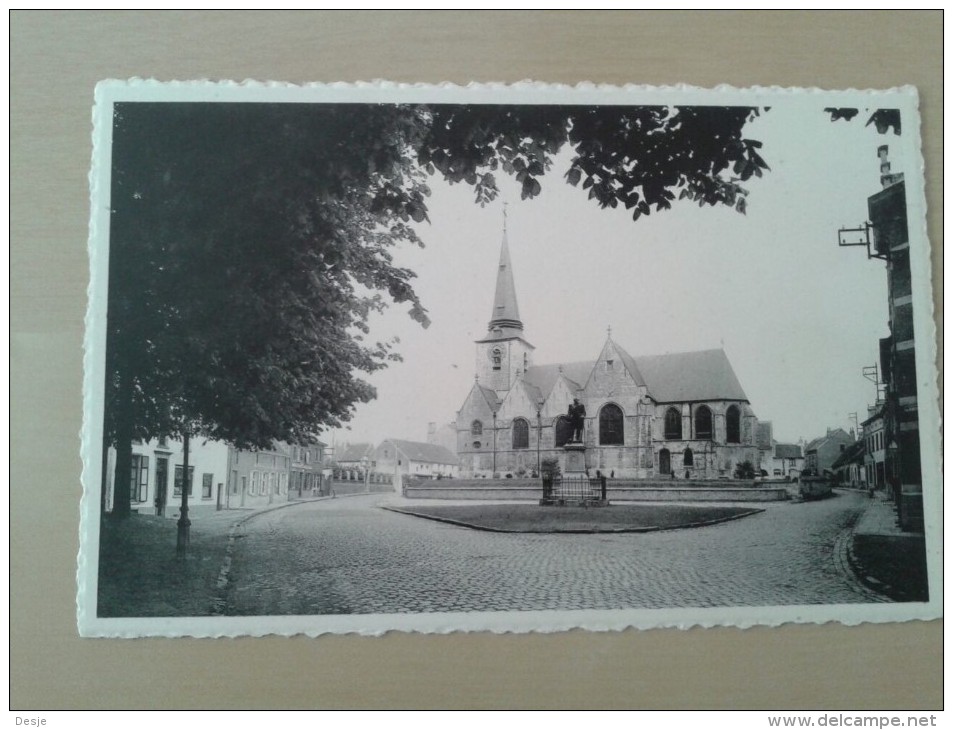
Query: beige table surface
11 10 942 710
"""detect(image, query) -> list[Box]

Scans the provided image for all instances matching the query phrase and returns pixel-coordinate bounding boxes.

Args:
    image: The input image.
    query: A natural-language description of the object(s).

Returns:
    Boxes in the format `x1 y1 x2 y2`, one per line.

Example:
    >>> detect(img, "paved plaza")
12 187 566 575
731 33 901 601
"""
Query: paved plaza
222 490 886 615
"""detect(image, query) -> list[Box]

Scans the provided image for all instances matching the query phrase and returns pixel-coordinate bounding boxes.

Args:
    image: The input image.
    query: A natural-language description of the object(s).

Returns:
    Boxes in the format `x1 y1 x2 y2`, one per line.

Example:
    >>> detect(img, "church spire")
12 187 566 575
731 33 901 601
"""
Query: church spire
487 209 523 335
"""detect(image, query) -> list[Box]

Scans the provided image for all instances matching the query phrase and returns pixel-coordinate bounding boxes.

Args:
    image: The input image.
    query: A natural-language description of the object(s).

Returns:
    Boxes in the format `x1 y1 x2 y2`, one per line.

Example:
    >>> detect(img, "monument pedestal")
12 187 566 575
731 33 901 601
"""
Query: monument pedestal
539 441 609 507
561 442 588 480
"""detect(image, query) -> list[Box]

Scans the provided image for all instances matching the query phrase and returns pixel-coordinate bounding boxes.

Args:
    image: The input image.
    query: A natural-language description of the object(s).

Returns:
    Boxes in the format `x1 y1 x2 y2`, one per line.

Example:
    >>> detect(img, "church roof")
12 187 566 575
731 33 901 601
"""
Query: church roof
476 383 502 411
383 439 459 465
523 361 593 398
518 379 545 407
634 349 748 403
522 348 747 403
608 339 646 387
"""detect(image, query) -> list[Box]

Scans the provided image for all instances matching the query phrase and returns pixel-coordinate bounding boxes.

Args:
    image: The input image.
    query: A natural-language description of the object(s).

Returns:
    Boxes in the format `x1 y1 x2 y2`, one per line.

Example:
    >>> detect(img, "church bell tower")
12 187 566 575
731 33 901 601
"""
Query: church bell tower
475 213 535 394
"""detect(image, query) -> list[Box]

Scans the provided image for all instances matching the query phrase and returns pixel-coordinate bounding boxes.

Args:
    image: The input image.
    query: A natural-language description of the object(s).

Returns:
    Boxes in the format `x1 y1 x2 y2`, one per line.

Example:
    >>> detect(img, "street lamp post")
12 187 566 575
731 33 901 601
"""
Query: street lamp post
176 431 191 555
362 456 370 493
492 411 497 477
536 398 544 476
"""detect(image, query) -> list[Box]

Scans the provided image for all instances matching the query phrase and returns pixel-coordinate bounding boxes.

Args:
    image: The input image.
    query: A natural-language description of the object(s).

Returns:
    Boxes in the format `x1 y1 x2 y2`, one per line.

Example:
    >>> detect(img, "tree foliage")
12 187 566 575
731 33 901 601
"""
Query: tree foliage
104 101 769 513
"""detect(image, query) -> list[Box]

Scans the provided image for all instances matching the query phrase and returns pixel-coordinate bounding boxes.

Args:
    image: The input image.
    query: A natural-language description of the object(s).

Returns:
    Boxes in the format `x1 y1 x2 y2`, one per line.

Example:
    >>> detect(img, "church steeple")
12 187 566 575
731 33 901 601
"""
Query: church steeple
474 209 534 393
486 211 523 336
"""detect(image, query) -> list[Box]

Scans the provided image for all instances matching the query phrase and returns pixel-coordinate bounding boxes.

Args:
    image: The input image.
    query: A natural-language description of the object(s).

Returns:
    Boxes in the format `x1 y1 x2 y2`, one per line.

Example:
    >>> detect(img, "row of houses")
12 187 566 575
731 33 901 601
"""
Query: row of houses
336 439 460 480
102 437 327 518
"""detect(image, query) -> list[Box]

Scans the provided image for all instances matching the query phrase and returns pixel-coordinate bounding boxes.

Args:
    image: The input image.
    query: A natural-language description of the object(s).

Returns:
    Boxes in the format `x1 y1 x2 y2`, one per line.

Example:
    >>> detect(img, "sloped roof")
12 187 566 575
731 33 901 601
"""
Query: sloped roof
521 348 747 404
518 379 544 408
609 340 646 387
775 443 802 460
337 443 374 462
832 439 865 469
523 361 594 398
385 439 459 465
805 428 854 454
476 383 502 412
634 349 748 403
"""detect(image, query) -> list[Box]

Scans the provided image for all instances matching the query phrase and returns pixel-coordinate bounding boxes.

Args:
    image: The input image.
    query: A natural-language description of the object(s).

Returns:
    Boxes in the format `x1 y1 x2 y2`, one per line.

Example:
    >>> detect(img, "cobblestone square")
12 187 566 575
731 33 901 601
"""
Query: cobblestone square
221 490 887 617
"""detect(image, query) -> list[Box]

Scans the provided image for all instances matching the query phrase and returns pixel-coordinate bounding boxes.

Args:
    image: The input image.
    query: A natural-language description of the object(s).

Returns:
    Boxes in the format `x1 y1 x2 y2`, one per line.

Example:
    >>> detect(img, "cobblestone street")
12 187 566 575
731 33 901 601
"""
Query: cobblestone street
224 491 885 615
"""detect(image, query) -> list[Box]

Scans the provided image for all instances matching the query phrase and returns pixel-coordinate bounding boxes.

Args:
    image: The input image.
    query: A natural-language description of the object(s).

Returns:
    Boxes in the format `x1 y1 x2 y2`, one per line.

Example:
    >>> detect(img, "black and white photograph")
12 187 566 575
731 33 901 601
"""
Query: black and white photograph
78 81 941 637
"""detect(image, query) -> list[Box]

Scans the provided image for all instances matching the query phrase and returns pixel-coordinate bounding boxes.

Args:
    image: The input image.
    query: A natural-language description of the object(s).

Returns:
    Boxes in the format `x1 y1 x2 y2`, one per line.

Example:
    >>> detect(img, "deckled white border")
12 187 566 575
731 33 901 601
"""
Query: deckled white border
79 80 942 638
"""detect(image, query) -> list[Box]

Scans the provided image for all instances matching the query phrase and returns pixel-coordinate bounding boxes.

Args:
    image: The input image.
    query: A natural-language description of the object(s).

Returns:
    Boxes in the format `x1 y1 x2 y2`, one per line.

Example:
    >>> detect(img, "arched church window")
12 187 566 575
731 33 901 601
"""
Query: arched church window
599 403 624 446
554 416 573 447
512 418 529 449
695 406 713 440
726 405 741 443
492 348 502 371
471 420 483 436
684 447 694 467
664 407 682 440
472 441 481 449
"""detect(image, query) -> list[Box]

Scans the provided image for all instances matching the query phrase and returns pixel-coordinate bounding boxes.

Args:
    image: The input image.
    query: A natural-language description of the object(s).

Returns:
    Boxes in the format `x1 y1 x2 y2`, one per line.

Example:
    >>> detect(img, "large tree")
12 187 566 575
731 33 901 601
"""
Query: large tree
104 102 768 516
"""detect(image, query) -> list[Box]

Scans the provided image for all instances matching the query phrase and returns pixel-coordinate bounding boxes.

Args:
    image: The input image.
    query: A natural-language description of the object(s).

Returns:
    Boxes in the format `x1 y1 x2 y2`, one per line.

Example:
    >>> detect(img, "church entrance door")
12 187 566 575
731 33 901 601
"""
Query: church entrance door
658 449 671 476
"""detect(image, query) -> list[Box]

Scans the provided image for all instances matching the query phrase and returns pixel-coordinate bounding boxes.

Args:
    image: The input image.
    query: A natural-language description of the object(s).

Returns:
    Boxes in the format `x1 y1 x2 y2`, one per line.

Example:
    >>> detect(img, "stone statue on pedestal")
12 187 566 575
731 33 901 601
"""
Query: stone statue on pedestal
567 398 586 443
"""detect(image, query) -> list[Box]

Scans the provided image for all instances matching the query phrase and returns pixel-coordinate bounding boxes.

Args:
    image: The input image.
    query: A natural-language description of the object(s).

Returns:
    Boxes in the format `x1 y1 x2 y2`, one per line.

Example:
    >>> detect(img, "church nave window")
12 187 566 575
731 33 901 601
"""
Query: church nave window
599 403 624 446
726 405 741 444
664 407 682 440
512 418 529 449
554 416 573 447
471 420 483 436
694 405 713 440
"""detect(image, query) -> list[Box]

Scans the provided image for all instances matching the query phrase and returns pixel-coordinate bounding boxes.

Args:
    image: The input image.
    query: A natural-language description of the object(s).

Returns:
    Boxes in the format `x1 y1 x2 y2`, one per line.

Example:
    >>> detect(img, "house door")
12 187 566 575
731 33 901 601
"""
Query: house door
658 448 671 476
155 457 168 516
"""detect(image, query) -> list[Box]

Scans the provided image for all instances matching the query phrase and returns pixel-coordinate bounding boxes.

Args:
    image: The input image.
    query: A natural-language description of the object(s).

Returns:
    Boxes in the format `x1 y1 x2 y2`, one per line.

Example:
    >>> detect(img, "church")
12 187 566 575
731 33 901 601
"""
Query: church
455 229 763 480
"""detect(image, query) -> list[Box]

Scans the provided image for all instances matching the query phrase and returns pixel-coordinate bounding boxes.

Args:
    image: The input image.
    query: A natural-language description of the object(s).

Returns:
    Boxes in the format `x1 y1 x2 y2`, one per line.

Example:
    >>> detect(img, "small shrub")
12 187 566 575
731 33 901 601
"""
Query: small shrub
733 460 756 479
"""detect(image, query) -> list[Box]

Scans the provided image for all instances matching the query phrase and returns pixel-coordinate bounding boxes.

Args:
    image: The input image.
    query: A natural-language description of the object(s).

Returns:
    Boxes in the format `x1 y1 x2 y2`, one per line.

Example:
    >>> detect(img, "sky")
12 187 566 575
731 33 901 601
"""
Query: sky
326 103 906 451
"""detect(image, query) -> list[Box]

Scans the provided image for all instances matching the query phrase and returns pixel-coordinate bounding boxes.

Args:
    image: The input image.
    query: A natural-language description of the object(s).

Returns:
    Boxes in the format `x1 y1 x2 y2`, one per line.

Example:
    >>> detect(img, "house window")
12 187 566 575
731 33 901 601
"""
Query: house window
250 470 260 496
173 465 194 497
695 405 713 440
599 403 624 446
664 407 682 440
512 418 529 449
471 420 483 436
130 454 149 503
492 348 502 371
726 405 741 444
202 473 213 499
684 448 694 467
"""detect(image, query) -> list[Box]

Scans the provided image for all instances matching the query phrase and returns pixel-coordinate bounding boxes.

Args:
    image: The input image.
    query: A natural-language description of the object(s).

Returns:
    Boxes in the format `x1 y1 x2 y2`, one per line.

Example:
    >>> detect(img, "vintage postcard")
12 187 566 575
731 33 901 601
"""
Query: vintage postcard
79 81 941 637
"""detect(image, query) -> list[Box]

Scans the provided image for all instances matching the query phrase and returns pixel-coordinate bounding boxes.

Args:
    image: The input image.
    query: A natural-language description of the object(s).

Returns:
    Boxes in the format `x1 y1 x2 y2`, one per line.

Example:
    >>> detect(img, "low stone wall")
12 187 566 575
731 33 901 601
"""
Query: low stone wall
404 480 789 502
798 476 833 500
404 484 543 501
